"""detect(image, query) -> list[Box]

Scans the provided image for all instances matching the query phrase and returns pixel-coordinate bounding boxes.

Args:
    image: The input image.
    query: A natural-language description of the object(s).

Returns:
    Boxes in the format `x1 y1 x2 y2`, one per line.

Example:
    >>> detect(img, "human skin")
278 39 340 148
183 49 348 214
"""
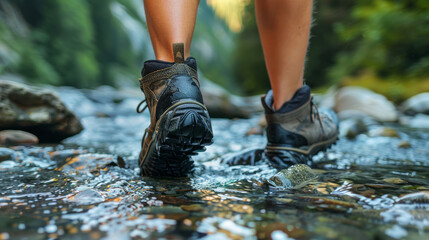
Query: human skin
143 0 199 61
143 0 313 109
255 0 312 109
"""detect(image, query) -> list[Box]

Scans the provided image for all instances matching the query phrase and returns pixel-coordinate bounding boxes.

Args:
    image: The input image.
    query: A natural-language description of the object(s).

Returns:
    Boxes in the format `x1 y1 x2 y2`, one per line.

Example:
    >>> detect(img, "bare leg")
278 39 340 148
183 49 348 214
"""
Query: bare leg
256 0 313 110
144 0 199 62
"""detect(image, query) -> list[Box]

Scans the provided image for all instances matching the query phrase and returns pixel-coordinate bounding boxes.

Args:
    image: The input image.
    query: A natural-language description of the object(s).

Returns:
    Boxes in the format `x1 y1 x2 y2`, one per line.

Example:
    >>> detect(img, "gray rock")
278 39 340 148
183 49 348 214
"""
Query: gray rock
0 130 39 145
0 147 15 162
0 80 83 142
334 87 398 122
400 92 429 115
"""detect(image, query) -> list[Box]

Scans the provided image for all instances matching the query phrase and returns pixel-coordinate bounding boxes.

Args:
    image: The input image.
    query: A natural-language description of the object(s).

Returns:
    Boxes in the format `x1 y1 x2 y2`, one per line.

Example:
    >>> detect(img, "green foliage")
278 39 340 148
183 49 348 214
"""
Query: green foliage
305 0 354 88
38 0 99 88
233 0 354 94
330 0 429 82
87 0 137 86
3 0 144 88
192 1 237 92
234 0 429 96
233 2 270 95
0 2 58 85
8 0 99 87
2 0 428 96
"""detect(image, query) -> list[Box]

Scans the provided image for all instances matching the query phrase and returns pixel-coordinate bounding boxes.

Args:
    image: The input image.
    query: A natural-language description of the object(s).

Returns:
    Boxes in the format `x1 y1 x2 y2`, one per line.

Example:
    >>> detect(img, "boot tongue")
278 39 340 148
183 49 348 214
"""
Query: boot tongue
263 85 311 113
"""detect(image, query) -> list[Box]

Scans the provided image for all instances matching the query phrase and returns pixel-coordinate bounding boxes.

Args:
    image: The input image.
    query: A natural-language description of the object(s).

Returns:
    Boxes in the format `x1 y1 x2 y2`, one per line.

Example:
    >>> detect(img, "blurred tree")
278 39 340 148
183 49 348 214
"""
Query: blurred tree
193 1 237 92
87 0 138 86
3 0 428 98
0 0 59 85
330 0 429 82
233 2 270 95
233 0 354 95
305 0 354 88
16 0 99 88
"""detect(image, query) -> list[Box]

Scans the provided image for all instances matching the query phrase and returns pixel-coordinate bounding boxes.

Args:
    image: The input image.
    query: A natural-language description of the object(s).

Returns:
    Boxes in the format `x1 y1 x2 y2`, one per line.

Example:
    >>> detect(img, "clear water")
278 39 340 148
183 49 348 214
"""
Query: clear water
1 90 428 240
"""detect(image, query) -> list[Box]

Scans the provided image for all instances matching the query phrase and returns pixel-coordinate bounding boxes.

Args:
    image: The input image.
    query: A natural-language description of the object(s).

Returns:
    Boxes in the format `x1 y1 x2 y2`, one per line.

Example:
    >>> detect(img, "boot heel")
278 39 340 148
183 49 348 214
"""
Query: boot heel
140 102 213 177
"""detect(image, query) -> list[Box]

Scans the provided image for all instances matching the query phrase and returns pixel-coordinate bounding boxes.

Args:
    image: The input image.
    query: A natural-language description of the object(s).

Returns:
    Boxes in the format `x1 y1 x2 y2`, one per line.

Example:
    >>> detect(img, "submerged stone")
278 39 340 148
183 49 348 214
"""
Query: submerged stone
397 141 411 149
369 127 400 138
382 178 407 185
268 164 318 189
180 204 204 212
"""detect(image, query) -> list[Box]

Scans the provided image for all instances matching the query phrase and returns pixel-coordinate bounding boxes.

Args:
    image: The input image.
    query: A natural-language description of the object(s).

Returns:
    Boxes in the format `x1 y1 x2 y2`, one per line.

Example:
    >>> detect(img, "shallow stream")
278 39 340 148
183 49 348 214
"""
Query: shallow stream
1 89 428 240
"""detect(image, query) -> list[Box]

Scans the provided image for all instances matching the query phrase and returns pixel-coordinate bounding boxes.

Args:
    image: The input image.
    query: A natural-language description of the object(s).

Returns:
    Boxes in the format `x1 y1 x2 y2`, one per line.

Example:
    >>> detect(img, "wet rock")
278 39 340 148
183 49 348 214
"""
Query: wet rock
231 204 253 214
0 147 15 162
57 154 124 175
310 182 340 194
303 196 357 208
0 130 39 145
200 78 262 118
268 164 318 189
334 87 398 122
339 118 368 139
382 178 407 185
396 191 429 204
0 80 83 142
156 195 190 206
400 92 429 115
180 204 204 212
397 141 411 149
400 114 429 129
369 127 400 138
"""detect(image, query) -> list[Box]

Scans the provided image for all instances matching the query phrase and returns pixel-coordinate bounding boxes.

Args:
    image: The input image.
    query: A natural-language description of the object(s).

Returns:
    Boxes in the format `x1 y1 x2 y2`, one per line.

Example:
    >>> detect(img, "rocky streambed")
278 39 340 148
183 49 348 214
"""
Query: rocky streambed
1 84 429 240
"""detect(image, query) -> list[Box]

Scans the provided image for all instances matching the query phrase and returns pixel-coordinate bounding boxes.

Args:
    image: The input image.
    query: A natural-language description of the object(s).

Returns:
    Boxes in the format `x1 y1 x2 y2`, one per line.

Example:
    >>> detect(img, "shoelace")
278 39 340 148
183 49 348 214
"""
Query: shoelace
310 97 325 133
136 99 148 113
136 99 150 144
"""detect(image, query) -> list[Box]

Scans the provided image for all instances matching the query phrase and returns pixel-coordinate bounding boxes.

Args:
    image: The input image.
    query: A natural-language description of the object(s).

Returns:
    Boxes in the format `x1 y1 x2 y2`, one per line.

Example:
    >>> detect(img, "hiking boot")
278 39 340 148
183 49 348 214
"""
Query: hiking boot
261 85 339 168
137 43 213 177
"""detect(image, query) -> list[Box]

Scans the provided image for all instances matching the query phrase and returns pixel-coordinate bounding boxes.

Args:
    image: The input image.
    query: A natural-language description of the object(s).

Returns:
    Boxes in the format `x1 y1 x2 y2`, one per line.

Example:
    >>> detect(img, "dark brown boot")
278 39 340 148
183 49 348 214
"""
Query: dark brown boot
137 43 213 177
262 85 338 168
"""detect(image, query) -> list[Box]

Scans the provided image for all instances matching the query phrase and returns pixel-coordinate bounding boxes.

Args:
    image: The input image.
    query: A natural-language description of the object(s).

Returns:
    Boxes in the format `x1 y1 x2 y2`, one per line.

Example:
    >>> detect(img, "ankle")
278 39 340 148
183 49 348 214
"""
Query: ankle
272 85 304 110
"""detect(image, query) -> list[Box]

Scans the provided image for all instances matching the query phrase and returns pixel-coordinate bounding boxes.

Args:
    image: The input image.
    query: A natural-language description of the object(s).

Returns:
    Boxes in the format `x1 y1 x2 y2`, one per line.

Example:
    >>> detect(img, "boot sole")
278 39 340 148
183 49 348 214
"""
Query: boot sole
265 136 339 169
140 101 213 177
266 135 338 156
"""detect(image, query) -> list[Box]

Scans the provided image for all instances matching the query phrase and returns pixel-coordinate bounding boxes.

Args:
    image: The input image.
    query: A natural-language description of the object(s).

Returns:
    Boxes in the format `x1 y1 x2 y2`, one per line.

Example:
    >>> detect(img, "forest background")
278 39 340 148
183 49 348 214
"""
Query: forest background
1 0 428 103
